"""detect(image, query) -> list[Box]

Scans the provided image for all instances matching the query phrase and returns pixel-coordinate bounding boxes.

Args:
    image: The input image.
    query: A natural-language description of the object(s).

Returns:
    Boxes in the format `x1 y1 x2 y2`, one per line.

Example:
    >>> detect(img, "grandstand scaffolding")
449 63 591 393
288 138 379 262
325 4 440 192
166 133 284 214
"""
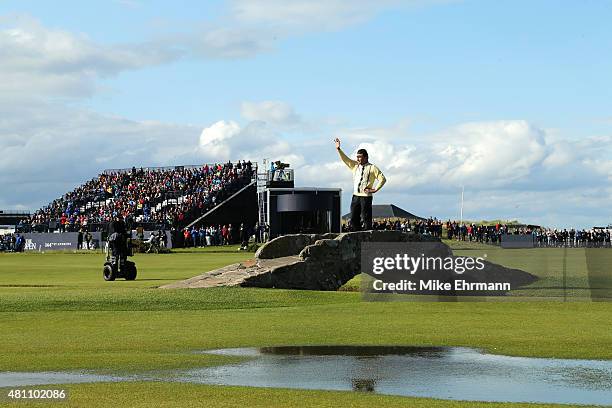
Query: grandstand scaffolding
185 179 257 229
257 159 270 226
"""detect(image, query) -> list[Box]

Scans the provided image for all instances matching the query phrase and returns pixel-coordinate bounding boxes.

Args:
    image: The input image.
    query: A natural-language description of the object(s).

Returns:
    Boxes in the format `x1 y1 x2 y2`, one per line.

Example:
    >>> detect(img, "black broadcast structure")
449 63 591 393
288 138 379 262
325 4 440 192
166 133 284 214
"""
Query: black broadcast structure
257 160 341 239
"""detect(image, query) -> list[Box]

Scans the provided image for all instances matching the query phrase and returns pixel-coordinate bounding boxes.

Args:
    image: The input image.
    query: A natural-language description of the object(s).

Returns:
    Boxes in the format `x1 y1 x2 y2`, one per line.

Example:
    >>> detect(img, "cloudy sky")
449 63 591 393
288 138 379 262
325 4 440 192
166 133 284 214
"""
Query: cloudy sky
1 0 611 228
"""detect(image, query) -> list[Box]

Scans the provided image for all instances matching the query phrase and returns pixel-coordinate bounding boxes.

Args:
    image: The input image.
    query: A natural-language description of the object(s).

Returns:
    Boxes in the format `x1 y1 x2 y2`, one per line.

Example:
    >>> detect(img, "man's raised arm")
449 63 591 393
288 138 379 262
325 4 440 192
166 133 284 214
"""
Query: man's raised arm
334 138 357 170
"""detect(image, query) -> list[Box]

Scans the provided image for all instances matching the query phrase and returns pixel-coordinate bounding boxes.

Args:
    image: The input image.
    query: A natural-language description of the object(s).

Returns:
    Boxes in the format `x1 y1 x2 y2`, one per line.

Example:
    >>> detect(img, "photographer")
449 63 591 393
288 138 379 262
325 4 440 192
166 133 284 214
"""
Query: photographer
145 231 158 253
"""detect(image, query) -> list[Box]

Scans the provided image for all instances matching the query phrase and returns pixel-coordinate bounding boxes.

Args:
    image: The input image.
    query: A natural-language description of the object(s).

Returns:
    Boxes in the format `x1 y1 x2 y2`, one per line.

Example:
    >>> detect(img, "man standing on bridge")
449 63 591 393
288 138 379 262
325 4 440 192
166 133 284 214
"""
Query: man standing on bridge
335 138 386 231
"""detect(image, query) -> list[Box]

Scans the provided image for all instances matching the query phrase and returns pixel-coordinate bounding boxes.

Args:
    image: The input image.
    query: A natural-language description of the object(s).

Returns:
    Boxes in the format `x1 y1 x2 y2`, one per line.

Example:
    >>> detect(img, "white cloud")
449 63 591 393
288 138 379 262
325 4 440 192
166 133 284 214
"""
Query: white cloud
198 120 303 166
0 16 181 98
189 26 274 59
0 1 450 100
198 120 242 158
0 98 205 209
0 0 418 98
229 0 403 32
185 0 441 59
240 101 301 126
0 2 444 100
429 120 549 186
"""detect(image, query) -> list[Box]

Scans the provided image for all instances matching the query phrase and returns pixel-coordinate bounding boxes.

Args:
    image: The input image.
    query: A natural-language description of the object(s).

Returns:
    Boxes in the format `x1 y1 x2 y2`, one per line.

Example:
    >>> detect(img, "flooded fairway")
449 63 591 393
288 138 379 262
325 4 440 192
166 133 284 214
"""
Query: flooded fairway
2 346 611 406
186 346 612 406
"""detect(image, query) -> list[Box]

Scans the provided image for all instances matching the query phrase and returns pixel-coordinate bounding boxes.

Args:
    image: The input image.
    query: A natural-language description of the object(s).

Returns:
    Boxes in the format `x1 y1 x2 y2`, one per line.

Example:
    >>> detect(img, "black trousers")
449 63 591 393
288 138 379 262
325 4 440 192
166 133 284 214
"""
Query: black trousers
350 195 373 231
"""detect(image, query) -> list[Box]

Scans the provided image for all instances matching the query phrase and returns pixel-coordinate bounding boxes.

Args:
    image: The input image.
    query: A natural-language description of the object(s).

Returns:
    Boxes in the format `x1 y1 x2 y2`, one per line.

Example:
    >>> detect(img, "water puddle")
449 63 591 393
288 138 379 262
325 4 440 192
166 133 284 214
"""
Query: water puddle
186 346 612 406
2 346 611 406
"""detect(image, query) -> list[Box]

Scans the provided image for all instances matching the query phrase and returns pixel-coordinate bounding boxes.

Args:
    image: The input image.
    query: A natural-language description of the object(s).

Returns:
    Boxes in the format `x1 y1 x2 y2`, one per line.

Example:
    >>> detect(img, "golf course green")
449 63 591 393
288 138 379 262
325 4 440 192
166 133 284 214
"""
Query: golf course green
1 243 610 407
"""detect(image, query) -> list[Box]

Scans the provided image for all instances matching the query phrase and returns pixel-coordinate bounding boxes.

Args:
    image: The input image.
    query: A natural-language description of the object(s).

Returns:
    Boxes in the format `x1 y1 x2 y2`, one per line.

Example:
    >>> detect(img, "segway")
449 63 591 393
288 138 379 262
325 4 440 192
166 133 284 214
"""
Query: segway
103 233 137 281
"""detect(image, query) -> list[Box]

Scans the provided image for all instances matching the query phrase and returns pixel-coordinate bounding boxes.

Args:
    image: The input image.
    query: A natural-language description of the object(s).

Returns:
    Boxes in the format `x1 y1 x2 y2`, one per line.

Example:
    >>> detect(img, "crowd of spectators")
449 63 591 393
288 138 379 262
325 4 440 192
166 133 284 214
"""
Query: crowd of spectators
182 222 270 248
534 228 611 247
342 218 611 248
445 222 612 248
0 233 25 252
342 217 444 238
445 221 509 244
25 161 254 233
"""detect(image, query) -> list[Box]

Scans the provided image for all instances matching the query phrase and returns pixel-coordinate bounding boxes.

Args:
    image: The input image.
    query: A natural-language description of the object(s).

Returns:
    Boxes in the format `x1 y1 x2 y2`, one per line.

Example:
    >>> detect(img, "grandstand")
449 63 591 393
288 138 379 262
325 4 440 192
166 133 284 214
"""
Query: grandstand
1 210 30 224
24 161 257 240
0 210 30 230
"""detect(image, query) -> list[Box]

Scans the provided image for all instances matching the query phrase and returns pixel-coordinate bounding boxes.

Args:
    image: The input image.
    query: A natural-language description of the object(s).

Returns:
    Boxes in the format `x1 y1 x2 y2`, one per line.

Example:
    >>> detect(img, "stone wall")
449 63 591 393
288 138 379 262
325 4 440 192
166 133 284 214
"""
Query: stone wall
243 231 442 290
254 233 339 259
161 230 537 294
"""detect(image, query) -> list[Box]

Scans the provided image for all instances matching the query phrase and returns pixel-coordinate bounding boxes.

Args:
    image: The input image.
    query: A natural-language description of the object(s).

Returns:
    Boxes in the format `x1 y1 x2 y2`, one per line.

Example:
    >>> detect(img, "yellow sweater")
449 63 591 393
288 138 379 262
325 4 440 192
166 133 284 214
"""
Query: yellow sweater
337 148 386 197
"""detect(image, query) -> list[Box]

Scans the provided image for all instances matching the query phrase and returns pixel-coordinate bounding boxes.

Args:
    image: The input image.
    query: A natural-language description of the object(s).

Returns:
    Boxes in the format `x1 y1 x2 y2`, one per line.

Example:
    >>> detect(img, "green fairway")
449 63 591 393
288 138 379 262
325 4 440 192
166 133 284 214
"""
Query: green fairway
0 247 249 289
0 382 589 408
343 240 612 299
451 241 612 299
0 244 610 407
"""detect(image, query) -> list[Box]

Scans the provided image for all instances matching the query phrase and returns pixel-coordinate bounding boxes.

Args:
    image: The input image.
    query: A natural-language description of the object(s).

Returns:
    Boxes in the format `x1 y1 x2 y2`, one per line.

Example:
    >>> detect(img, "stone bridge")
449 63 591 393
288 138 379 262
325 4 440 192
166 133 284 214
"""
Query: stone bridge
160 231 537 293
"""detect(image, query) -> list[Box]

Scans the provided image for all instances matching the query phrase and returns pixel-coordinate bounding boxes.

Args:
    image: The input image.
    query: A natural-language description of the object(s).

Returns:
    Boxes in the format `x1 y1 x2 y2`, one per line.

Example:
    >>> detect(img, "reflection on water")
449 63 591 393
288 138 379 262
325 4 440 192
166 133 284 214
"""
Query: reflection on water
187 346 612 406
259 345 447 357
351 378 376 392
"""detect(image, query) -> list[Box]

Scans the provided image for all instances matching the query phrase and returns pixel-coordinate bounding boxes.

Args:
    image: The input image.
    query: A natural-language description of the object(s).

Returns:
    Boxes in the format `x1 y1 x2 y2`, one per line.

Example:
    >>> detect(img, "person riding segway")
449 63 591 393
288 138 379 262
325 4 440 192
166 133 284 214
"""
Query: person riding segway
103 214 137 281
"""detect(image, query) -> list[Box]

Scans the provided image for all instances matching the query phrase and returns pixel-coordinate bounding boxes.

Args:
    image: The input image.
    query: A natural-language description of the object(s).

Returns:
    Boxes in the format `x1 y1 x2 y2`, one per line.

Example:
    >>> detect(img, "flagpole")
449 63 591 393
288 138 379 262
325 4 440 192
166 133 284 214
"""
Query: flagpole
460 185 464 225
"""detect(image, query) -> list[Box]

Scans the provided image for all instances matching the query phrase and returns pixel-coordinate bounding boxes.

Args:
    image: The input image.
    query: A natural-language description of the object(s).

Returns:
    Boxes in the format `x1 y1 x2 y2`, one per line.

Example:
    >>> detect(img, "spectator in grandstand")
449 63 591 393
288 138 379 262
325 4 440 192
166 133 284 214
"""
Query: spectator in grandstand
212 225 220 245
183 228 191 247
85 231 93 249
221 225 229 245
191 226 198 248
161 230 168 248
228 224 234 244
239 223 248 250
198 226 206 247
14 234 24 252
27 161 254 239
60 213 67 232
